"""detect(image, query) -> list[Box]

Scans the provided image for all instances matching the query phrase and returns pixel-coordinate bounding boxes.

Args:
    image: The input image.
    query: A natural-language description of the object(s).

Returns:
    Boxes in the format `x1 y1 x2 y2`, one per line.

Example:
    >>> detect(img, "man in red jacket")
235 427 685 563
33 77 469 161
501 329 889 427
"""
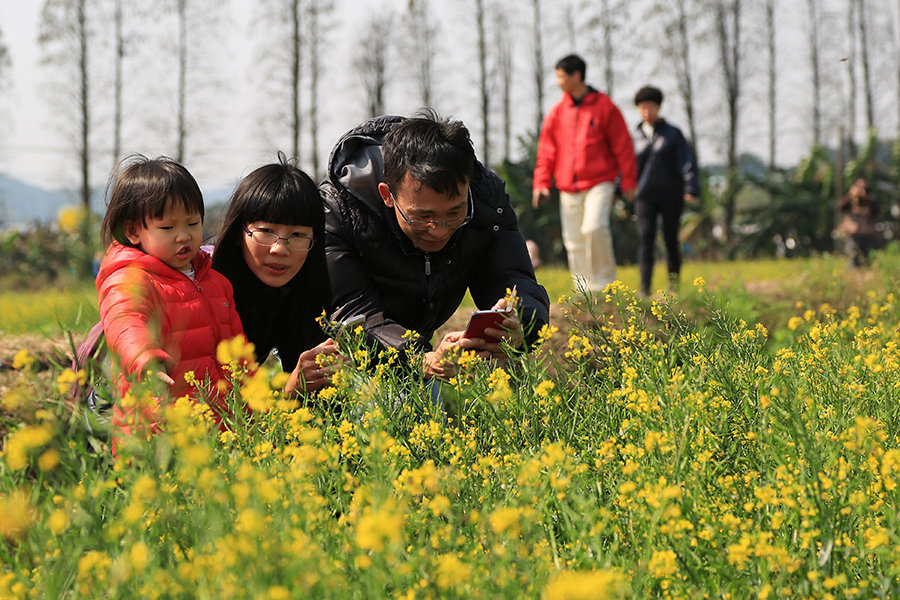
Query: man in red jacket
533 54 637 294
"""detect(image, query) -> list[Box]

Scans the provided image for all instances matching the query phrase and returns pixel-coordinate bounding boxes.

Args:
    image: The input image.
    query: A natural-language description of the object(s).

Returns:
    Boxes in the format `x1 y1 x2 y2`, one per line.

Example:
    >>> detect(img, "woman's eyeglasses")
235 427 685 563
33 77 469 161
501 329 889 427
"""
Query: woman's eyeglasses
243 227 314 250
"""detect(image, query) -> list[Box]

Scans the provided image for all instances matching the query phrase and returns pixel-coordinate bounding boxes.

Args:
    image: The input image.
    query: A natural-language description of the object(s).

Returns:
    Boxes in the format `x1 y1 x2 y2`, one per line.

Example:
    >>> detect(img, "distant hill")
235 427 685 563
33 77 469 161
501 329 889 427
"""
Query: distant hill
0 174 233 227
0 174 88 226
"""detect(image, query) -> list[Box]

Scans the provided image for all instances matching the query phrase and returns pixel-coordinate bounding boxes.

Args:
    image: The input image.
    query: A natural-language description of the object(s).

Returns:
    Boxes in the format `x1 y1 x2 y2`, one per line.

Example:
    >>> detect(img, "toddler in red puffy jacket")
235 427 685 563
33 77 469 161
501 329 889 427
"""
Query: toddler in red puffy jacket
96 155 245 445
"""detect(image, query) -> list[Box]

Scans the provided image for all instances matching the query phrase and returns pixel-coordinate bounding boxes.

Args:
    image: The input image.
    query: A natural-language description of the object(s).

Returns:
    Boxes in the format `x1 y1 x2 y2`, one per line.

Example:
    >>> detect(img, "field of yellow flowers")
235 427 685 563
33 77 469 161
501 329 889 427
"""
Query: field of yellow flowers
3 251 900 599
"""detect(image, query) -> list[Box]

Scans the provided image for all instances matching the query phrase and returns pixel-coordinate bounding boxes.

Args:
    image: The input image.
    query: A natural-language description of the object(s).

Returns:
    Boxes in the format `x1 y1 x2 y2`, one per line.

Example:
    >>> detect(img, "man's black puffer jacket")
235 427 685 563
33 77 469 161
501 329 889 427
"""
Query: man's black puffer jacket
320 115 550 355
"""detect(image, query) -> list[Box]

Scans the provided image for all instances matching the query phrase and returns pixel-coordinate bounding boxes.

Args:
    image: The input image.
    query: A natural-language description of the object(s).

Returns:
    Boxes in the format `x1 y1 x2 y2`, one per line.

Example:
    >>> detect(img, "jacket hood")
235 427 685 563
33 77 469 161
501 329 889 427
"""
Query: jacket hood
326 115 405 216
98 242 211 282
566 85 601 106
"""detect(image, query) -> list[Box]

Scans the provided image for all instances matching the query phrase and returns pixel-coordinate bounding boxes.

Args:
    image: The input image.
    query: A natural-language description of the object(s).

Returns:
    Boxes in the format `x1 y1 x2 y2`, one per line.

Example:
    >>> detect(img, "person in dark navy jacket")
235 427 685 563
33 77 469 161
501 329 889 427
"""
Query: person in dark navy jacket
632 86 700 296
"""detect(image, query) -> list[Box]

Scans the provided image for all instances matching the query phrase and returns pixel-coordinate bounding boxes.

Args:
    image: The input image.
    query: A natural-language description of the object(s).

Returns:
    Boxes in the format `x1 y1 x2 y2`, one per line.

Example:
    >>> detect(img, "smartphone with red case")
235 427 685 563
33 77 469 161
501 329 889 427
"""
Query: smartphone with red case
463 309 512 342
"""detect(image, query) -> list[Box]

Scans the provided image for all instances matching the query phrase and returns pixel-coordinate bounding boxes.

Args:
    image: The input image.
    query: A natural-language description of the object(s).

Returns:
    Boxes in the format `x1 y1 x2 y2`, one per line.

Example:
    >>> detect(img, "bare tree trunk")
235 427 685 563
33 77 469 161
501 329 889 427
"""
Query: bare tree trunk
715 0 742 242
290 0 302 162
896 0 900 137
355 10 392 118
39 0 96 275
807 0 822 147
600 0 614 96
78 0 89 212
475 0 490 166
113 0 123 165
765 0 776 170
407 0 436 108
176 0 187 163
309 0 332 177
494 11 512 161
531 0 544 136
674 0 699 164
858 0 874 132
563 4 576 49
77 0 92 278
846 0 858 156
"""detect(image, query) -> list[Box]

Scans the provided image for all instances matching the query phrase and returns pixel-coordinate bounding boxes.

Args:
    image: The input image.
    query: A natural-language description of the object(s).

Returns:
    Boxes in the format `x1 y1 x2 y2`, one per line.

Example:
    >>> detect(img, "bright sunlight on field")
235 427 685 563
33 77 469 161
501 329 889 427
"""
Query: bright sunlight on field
2 250 900 598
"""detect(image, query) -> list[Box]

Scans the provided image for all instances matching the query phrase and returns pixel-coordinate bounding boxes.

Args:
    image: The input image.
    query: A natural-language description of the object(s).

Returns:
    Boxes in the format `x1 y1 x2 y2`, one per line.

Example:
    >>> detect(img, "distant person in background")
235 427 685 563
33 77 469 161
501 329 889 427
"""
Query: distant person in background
837 177 879 267
632 85 700 296
533 53 637 294
212 154 341 394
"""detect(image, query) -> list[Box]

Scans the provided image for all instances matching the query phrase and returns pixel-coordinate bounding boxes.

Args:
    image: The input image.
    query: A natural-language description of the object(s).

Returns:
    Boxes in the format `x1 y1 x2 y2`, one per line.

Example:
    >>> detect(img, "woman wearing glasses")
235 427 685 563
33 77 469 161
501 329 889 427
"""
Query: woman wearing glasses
212 154 339 393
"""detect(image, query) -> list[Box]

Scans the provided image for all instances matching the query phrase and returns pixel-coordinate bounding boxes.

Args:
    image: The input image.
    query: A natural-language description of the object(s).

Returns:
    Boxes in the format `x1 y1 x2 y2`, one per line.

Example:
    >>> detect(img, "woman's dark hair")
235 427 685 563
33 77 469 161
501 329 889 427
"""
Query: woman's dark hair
100 154 204 247
212 153 331 354
214 152 325 254
382 108 475 197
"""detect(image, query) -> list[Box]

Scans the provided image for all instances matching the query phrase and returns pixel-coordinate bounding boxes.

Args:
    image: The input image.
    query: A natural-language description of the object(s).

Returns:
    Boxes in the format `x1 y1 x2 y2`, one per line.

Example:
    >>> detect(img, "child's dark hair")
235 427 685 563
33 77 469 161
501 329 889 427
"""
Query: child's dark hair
101 155 204 248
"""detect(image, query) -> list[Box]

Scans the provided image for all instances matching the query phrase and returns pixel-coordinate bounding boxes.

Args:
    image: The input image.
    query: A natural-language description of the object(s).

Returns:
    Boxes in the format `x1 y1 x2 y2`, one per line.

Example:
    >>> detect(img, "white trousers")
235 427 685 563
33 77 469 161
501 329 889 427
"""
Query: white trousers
559 182 616 293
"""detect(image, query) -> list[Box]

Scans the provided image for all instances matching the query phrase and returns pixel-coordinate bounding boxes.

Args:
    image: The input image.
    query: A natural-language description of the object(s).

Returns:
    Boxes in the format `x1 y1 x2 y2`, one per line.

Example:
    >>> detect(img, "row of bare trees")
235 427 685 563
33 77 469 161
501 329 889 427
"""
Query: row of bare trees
1 0 899 243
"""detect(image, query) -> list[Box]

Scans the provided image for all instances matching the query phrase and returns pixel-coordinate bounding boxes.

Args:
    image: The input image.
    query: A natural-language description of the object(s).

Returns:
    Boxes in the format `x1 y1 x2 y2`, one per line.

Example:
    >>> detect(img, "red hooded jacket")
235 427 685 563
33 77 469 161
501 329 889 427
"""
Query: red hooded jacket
96 243 244 434
533 88 638 194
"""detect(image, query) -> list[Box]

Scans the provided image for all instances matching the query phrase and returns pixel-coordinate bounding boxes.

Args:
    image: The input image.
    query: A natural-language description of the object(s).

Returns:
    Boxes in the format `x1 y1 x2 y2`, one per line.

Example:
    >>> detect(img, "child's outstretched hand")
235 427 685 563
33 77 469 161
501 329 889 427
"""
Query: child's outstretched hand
154 370 175 386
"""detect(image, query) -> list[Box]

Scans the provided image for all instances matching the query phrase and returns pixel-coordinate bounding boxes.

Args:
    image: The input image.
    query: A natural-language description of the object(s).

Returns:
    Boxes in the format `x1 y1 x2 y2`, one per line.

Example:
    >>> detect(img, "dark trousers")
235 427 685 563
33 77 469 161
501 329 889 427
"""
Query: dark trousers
845 235 879 267
635 197 684 295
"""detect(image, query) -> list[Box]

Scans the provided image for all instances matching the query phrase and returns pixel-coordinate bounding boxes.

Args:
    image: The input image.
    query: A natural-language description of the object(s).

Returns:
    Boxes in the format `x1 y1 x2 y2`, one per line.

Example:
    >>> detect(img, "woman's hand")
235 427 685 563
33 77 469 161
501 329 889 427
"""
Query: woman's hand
285 338 343 395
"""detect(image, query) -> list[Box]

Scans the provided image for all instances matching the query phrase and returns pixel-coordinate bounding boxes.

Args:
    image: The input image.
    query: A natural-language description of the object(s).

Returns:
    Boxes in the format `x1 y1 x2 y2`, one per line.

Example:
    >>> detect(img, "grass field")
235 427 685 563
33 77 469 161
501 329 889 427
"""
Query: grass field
2 251 900 598
0 254 865 336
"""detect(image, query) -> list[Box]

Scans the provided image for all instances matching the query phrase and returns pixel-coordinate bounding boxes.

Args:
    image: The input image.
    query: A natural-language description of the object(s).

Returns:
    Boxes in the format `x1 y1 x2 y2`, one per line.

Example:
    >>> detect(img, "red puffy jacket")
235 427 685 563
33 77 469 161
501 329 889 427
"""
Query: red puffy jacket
533 88 637 194
96 243 245 434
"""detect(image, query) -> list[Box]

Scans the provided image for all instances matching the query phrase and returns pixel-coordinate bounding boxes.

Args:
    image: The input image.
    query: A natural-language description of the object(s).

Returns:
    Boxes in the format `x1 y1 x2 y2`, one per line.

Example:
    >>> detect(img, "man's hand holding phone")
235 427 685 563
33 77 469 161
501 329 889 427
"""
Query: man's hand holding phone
424 293 524 380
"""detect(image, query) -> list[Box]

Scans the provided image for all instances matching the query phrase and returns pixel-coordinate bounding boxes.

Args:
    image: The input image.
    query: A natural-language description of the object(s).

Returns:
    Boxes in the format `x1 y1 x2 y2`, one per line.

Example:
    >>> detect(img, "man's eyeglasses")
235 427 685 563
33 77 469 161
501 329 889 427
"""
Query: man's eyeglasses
390 189 474 231
243 226 315 251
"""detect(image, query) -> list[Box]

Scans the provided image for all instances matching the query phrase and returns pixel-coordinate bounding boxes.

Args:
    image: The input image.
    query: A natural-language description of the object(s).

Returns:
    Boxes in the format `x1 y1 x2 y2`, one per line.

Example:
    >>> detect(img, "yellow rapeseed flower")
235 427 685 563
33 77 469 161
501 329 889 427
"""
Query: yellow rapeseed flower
129 542 150 572
356 503 405 551
537 324 560 345
648 549 678 578
268 586 291 600
487 367 513 404
216 335 257 372
12 349 34 370
241 370 275 412
38 449 60 471
0 490 35 540
787 316 804 331
57 205 85 233
236 508 265 536
535 380 556 398
489 506 531 537
56 368 86 395
565 334 594 361
48 508 68 535
1 386 28 411
3 424 53 471
542 569 627 600
435 553 471 590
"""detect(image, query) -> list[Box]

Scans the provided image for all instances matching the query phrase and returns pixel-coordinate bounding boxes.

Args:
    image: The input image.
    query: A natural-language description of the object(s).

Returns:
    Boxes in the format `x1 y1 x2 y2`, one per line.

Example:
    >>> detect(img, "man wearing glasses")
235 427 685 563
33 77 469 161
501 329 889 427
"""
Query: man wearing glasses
321 111 550 379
